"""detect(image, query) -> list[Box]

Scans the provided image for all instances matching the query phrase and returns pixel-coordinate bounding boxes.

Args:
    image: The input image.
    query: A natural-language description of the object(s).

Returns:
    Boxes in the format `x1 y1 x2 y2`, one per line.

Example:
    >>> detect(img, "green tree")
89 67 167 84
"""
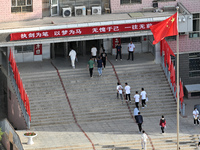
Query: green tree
0 128 4 141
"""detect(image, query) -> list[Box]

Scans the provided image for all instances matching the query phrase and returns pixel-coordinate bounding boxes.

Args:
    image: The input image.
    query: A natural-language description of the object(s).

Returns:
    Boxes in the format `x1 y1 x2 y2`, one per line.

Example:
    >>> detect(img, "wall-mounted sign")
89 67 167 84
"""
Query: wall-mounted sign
10 22 159 41
34 44 42 55
113 38 121 48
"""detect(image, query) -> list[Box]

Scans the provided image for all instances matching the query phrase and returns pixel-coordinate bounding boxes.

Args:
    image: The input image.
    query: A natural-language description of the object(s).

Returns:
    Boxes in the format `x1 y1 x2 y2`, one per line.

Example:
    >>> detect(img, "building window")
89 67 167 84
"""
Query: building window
189 52 200 77
189 13 200 38
157 0 175 1
11 0 33 13
15 45 34 53
120 0 141 4
121 37 141 43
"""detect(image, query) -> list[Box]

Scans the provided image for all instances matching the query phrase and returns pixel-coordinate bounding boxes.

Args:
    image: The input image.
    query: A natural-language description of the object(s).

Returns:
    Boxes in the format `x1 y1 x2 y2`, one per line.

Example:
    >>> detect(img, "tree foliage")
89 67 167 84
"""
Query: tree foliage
0 128 4 141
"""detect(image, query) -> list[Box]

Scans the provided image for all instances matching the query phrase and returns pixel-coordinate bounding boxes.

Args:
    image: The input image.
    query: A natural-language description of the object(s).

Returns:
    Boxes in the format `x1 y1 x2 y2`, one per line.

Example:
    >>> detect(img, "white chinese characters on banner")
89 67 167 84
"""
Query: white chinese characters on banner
34 44 42 55
92 26 120 33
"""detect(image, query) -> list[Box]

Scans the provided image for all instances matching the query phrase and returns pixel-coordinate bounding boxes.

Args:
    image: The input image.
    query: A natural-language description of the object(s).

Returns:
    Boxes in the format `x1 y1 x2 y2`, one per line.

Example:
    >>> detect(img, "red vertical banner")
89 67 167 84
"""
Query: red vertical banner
9 49 12 63
112 38 121 48
179 80 184 108
34 44 42 55
26 95 31 121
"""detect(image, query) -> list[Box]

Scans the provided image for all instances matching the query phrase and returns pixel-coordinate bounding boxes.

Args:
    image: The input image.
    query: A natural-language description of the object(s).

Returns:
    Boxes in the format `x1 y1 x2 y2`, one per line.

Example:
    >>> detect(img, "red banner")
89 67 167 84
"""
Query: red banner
34 44 42 55
113 38 121 48
10 22 159 41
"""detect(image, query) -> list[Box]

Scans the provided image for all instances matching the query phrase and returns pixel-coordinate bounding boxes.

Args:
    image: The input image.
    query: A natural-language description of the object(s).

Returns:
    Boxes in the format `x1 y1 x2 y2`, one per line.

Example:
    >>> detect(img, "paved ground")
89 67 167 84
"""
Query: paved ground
16 53 200 150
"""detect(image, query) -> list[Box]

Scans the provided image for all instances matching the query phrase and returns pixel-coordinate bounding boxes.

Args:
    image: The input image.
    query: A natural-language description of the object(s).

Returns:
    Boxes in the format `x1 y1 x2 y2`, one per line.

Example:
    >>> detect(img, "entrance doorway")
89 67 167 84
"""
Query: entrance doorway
86 40 101 55
54 43 65 58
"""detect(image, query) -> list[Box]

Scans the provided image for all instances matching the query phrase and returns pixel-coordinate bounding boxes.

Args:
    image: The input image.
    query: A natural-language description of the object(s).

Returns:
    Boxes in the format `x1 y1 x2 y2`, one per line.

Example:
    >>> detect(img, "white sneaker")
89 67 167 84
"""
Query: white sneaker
116 59 117 61
121 59 122 61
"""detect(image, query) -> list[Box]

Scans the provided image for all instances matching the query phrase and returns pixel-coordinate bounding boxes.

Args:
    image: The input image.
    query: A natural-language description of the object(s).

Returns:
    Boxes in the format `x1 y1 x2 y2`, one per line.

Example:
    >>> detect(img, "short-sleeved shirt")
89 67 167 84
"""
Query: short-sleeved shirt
193 109 199 118
88 60 94 68
97 59 103 68
134 94 140 102
116 45 122 52
128 43 135 52
141 133 148 142
117 85 123 94
101 53 107 60
69 50 76 60
140 91 147 99
91 47 97 56
125 85 131 94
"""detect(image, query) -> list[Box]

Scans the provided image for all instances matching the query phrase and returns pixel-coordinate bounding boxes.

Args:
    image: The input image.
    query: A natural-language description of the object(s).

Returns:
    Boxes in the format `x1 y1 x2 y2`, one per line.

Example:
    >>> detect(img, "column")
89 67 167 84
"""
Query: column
154 42 161 64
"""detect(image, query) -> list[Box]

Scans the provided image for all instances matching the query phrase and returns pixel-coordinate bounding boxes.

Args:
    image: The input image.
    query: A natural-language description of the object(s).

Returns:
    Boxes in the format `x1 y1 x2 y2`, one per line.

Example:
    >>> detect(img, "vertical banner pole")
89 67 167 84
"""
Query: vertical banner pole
176 6 180 150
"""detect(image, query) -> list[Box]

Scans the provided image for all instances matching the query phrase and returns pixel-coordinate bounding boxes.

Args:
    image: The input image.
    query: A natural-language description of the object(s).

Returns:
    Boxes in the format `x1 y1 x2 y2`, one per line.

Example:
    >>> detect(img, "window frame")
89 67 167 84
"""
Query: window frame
15 45 34 53
11 0 33 13
120 0 142 5
189 52 200 77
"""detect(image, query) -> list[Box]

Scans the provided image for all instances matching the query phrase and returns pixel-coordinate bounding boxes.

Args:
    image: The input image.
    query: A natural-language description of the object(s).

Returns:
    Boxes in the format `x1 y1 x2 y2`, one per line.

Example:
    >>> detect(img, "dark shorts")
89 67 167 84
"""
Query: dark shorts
92 56 96 58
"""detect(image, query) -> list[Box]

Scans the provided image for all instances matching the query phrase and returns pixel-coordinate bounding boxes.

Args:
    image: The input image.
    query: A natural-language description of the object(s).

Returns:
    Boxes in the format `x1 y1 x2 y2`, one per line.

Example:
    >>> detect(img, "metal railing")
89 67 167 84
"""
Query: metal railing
161 56 185 116
0 118 24 150
8 64 30 129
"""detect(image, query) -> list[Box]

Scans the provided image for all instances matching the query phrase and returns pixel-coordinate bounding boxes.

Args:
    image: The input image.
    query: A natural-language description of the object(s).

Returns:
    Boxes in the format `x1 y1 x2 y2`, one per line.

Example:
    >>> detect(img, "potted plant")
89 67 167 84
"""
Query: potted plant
24 132 37 145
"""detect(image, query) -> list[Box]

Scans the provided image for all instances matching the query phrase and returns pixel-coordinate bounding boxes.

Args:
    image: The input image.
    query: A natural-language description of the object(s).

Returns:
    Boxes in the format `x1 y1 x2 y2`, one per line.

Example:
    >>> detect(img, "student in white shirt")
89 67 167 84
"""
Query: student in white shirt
69 49 77 69
140 88 147 108
141 130 148 150
127 41 135 61
116 82 123 104
134 91 140 109
193 108 199 125
125 82 131 104
91 45 97 62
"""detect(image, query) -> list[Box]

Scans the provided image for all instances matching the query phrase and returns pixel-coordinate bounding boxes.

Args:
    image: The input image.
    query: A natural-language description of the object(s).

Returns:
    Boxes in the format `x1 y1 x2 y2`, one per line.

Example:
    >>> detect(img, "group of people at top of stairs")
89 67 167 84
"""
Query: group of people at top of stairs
115 41 135 61
68 41 135 77
87 44 107 78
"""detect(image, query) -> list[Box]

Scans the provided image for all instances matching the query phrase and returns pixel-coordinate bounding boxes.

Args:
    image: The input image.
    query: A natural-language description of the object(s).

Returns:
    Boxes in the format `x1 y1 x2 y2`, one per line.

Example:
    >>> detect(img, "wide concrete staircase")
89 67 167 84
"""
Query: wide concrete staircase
95 134 199 150
19 60 198 149
114 62 177 117
20 70 74 127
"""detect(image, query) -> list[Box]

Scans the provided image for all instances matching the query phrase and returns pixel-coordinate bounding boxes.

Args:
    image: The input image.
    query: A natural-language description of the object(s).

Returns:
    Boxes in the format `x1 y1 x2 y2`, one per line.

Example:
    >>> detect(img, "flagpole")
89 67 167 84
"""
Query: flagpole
176 6 180 150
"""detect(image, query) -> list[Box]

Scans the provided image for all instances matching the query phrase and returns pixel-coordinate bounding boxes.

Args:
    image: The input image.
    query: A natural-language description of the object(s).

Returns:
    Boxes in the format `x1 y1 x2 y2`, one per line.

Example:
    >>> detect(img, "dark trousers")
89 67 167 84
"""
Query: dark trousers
138 123 142 132
117 93 123 100
126 94 131 102
116 51 122 59
102 59 106 68
89 68 93 77
135 102 139 109
127 51 134 60
142 99 146 107
194 118 199 125
161 127 165 133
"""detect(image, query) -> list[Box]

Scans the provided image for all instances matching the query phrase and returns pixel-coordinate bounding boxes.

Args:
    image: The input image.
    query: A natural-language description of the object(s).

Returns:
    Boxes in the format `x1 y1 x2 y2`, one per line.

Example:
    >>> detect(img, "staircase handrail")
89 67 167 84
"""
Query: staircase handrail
8 64 30 129
161 55 185 116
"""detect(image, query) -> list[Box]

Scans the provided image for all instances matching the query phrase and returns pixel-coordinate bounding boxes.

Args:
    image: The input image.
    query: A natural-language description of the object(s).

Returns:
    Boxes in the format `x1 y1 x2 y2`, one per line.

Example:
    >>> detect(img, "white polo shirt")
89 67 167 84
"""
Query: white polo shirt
117 85 123 94
125 85 131 94
134 94 140 102
69 50 76 60
91 47 97 56
140 91 147 99
128 43 135 52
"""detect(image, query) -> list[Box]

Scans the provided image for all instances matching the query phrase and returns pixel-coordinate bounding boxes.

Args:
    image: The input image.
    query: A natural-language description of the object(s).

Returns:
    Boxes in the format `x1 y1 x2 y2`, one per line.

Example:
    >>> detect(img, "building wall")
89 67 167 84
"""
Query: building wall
0 0 42 23
168 35 200 53
110 0 200 14
7 78 27 130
